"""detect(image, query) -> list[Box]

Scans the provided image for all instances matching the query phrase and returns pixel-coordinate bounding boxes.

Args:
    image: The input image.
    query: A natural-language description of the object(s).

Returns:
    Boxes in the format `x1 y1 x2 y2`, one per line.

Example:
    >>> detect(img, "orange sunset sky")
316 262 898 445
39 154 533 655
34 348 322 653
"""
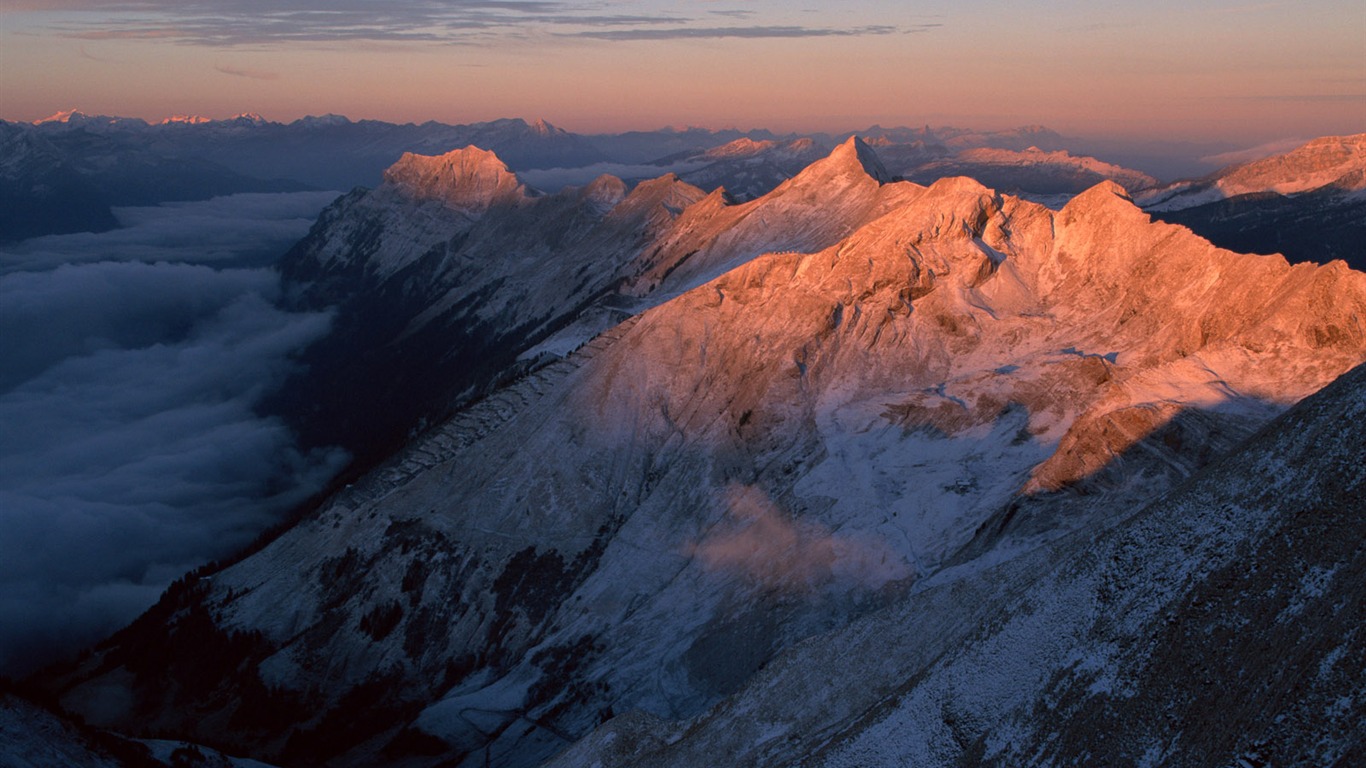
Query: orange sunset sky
1 0 1363 142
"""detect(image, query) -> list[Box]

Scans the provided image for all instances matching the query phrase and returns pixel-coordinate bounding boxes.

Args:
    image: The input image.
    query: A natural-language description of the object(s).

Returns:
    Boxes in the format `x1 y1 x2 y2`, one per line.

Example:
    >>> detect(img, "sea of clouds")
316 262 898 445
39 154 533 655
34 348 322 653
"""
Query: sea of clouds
0 191 348 676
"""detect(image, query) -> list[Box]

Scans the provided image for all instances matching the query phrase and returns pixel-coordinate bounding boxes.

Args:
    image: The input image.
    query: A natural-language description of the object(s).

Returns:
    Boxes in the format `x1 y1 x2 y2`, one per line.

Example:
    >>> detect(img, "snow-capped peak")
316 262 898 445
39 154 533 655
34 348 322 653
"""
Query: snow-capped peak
31 110 147 131
837 136 894 182
1058 179 1145 222
34 109 87 124
159 114 212 125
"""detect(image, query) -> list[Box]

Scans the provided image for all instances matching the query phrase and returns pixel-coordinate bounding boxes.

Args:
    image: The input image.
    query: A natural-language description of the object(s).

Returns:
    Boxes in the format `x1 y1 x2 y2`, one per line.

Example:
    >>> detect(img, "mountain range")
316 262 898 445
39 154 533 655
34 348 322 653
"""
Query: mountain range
3 112 1261 245
20 133 1366 767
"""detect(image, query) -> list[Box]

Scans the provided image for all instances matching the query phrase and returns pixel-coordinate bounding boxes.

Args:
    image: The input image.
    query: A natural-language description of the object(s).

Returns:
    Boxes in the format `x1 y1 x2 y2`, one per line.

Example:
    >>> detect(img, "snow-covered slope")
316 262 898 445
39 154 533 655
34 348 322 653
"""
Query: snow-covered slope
553 358 1366 767
0 693 140 768
44 141 1366 767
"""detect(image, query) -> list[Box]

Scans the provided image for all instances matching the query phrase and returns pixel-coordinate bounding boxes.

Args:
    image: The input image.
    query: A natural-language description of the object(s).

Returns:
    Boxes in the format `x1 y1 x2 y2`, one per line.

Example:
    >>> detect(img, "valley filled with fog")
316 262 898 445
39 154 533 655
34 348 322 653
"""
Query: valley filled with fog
0 191 346 675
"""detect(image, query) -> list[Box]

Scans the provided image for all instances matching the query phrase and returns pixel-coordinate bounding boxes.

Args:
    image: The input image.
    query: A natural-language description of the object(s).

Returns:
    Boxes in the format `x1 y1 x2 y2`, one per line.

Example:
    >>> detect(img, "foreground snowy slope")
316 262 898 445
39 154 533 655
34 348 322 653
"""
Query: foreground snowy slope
553 358 1366 767
43 141 1366 767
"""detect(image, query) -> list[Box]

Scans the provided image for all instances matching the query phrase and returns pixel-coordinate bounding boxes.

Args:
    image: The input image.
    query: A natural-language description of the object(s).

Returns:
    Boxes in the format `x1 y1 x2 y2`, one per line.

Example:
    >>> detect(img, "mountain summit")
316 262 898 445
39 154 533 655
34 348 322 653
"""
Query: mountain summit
797 135 894 185
381 145 529 214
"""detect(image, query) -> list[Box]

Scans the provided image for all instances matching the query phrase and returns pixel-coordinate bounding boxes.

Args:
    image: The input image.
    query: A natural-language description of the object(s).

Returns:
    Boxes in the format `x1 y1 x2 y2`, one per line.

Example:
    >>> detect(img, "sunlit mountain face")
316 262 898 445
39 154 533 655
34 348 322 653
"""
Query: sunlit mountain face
2 119 1361 768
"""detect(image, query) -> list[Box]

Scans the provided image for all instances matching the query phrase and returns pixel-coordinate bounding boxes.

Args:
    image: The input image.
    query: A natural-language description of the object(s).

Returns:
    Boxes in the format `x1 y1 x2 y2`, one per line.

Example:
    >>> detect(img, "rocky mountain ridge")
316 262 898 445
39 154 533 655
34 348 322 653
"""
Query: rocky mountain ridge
39 137 1366 767
3 113 1197 244
267 138 929 468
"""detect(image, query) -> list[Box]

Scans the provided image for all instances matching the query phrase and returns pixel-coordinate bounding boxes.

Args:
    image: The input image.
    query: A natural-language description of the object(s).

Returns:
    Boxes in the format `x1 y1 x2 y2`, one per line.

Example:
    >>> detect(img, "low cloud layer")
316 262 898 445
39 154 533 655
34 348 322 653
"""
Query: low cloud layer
0 191 340 275
687 485 912 593
570 24 925 42
0 192 345 677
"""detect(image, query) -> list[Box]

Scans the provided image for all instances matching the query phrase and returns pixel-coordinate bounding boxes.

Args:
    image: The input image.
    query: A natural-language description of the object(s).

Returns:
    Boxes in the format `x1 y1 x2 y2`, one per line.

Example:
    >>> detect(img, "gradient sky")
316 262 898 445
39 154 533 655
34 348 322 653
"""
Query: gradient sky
1 1 1363 142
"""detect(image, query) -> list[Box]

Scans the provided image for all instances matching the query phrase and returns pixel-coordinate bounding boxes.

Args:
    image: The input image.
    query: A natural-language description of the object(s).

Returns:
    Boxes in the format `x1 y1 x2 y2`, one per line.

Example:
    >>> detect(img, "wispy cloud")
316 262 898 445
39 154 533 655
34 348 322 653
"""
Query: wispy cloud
216 63 280 80
685 485 912 593
571 24 926 41
23 1 940 47
1200 138 1310 166
1224 93 1366 103
32 1 687 46
708 9 756 19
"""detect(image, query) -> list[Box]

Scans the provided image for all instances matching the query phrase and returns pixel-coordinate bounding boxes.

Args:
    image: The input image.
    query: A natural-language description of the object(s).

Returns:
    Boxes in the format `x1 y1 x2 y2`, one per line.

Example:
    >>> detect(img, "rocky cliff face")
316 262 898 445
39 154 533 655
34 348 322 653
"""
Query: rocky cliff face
43 140 1366 767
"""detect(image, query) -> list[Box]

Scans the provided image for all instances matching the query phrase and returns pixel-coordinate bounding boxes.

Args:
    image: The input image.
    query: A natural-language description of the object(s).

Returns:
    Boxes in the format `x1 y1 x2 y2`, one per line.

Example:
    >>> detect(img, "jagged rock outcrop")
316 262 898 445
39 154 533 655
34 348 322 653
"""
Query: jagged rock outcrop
43 141 1366 768
622 137 916 295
